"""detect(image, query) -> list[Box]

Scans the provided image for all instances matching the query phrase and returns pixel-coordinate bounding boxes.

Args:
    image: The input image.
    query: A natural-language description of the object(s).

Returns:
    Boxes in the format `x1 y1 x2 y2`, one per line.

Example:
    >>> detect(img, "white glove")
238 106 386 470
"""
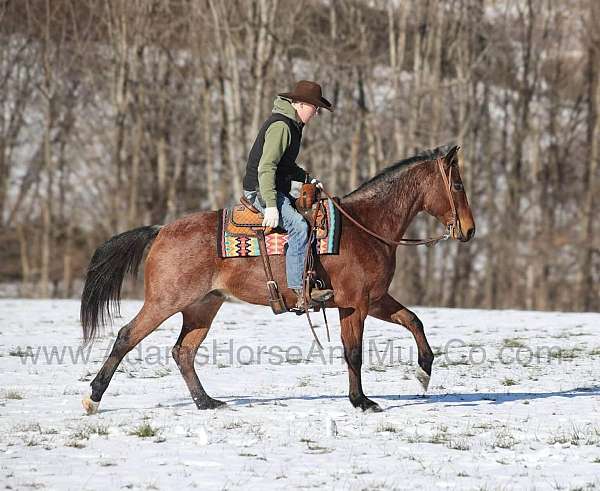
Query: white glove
262 207 279 228
310 177 324 190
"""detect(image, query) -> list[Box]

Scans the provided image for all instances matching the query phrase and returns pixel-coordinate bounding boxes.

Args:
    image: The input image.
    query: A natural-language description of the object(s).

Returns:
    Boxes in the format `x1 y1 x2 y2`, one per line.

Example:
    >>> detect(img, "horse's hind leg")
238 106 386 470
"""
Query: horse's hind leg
368 293 434 391
172 292 225 410
82 304 173 414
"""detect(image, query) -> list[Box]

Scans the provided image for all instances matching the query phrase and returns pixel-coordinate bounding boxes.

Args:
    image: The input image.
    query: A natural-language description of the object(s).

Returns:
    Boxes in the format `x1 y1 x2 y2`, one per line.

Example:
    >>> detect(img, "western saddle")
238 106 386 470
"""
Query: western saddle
235 183 329 315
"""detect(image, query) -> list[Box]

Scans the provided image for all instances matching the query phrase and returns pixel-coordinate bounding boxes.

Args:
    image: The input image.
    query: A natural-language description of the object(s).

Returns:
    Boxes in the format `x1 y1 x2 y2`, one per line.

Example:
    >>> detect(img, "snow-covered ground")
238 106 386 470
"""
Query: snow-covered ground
1 299 599 490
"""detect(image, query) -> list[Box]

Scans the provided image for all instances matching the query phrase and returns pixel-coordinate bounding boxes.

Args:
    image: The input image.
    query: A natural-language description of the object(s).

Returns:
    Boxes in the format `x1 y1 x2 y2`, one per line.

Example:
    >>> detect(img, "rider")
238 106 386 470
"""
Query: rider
243 80 334 310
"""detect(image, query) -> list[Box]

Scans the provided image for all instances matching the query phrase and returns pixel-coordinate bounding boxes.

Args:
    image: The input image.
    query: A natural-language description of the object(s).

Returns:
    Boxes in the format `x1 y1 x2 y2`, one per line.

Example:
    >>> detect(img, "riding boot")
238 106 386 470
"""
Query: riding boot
292 288 308 312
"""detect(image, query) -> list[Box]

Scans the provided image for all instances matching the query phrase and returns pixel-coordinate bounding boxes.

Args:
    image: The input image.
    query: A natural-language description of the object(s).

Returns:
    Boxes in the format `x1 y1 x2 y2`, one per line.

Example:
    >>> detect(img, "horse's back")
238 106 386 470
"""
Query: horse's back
159 209 219 240
145 210 220 273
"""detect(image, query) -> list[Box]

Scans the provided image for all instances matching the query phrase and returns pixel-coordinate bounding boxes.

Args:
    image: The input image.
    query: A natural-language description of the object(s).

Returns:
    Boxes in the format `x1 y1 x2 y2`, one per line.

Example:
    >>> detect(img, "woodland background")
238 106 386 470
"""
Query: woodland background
0 0 598 311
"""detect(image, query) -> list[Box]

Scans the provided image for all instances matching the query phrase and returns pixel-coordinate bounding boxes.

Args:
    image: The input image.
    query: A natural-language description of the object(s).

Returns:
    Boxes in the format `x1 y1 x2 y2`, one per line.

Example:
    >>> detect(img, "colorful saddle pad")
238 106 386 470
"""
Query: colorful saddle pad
217 198 341 258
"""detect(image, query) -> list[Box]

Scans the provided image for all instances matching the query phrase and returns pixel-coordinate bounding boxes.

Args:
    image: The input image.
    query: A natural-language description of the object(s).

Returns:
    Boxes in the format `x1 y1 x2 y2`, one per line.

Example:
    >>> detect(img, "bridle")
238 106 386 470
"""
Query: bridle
320 157 461 247
300 157 461 349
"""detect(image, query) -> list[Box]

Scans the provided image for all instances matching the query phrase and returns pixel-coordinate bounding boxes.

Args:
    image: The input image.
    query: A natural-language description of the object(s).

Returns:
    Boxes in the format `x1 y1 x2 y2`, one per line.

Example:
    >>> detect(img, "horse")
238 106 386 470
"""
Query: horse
80 143 475 414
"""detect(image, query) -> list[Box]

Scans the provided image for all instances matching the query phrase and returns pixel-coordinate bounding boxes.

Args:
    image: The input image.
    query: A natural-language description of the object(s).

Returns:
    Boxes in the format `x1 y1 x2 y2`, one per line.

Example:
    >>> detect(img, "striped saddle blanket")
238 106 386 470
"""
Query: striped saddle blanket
217 198 341 258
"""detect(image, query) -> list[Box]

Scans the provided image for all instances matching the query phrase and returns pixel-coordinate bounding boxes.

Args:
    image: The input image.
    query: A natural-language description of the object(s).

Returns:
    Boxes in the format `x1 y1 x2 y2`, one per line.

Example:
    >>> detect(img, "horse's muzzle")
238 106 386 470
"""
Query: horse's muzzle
459 225 475 242
450 223 475 242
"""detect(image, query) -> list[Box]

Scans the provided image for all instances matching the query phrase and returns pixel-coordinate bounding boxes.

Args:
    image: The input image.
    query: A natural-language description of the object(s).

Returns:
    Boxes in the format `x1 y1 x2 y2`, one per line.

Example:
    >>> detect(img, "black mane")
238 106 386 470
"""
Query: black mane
344 144 454 198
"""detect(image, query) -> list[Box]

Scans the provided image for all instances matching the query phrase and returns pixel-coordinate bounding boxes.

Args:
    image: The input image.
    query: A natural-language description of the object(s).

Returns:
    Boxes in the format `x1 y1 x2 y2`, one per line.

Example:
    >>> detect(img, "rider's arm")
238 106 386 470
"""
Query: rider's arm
257 121 290 208
289 162 309 183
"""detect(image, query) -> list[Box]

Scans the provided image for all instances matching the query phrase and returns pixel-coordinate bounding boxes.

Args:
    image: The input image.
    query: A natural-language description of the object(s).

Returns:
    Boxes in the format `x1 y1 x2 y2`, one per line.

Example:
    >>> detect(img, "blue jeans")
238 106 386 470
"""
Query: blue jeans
243 190 309 289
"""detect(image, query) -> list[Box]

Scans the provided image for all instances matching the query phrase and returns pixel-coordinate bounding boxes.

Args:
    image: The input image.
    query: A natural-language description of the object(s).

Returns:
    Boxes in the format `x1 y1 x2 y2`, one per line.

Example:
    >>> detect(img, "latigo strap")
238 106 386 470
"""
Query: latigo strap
255 230 287 315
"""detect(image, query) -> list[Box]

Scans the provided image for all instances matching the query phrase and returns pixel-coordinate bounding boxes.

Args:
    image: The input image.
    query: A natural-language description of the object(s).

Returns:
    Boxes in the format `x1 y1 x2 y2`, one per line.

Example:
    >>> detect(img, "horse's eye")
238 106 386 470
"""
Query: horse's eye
453 181 464 191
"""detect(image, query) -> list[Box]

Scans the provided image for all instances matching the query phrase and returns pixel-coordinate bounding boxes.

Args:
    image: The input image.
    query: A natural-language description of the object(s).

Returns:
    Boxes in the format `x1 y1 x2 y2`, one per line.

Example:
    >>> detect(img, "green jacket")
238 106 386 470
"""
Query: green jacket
257 97 308 207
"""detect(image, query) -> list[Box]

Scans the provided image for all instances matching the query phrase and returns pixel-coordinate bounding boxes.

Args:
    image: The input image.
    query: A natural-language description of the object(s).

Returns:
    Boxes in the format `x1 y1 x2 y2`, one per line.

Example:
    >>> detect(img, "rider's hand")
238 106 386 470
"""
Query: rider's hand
310 177 324 190
262 207 279 228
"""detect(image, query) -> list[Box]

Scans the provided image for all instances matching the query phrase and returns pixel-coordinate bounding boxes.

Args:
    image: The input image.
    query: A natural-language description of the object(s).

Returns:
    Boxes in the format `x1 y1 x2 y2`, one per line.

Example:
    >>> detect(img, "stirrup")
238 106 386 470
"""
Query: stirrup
310 288 334 303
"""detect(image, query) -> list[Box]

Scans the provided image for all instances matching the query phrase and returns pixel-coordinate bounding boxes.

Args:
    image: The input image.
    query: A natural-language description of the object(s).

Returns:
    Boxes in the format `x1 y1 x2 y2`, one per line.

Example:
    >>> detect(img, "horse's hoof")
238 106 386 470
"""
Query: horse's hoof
365 403 383 413
351 396 382 413
415 366 431 392
82 395 100 415
197 398 227 410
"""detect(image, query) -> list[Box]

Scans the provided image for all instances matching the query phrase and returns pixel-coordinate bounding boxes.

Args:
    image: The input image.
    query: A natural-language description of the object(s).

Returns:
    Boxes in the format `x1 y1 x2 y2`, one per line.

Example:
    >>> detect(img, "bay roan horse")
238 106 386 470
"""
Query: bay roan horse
81 144 475 414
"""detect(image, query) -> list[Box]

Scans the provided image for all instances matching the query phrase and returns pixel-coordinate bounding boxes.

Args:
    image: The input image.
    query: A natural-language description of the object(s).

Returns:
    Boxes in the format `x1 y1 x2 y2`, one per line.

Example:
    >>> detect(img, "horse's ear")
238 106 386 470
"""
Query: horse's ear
444 145 460 166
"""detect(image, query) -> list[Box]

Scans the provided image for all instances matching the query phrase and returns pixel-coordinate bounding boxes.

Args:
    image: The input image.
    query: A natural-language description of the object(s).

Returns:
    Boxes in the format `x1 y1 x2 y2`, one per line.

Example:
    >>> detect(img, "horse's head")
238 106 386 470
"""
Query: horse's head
423 145 475 242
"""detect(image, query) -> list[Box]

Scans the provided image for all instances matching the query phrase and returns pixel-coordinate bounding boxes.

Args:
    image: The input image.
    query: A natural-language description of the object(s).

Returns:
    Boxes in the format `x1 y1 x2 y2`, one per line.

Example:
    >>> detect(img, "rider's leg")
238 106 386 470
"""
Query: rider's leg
277 192 309 291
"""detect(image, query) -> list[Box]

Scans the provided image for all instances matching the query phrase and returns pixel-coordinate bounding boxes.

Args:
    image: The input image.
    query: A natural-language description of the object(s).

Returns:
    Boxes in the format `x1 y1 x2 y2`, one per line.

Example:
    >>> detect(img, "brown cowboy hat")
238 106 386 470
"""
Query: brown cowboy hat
279 80 334 112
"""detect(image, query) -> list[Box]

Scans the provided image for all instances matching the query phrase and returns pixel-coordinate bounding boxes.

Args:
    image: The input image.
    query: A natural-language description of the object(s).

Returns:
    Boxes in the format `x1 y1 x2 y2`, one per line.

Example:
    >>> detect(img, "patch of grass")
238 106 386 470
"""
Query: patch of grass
376 422 399 433
18 423 41 433
443 357 471 366
223 420 243 429
65 440 86 449
592 458 600 464
549 347 585 360
427 425 449 444
552 331 591 339
447 438 471 451
501 378 519 386
8 346 32 357
91 424 109 436
304 441 333 454
503 338 526 348
24 436 39 447
589 347 600 356
493 427 519 449
551 424 600 446
78 371 93 382
239 452 257 457
151 367 171 378
406 430 422 443
5 390 24 400
368 364 387 372
130 423 158 438
432 346 446 356
72 423 109 440
296 376 311 387
547 427 570 445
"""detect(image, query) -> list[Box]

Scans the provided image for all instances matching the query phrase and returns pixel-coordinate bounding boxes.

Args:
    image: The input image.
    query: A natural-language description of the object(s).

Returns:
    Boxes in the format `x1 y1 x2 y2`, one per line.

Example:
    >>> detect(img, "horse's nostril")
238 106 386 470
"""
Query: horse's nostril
466 227 475 241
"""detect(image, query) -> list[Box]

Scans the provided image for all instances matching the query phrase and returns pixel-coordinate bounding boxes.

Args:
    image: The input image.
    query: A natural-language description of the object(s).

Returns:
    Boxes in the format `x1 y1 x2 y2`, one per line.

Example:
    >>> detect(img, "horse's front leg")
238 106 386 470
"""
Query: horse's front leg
339 305 382 412
369 293 434 391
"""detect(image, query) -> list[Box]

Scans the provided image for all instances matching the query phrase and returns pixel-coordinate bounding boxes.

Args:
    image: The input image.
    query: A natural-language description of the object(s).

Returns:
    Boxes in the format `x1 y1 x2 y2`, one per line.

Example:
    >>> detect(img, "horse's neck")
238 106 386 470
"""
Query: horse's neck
341 174 424 244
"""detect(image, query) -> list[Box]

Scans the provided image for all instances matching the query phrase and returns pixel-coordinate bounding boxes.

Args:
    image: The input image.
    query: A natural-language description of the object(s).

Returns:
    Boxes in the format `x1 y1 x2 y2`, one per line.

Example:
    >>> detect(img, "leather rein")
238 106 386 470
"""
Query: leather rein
320 157 459 247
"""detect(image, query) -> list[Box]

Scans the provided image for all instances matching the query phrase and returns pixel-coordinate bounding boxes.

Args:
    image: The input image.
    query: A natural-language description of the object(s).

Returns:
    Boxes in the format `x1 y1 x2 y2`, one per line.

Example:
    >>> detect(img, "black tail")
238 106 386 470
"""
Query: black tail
80 225 162 345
